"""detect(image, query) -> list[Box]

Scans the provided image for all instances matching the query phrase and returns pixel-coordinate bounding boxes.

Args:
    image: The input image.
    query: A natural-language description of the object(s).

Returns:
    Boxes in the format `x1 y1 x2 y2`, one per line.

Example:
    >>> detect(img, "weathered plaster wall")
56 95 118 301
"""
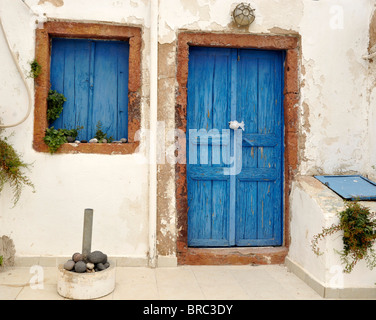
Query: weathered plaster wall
367 3 376 182
0 0 375 267
156 0 374 262
170 0 370 178
0 0 151 261
299 0 371 176
289 176 376 291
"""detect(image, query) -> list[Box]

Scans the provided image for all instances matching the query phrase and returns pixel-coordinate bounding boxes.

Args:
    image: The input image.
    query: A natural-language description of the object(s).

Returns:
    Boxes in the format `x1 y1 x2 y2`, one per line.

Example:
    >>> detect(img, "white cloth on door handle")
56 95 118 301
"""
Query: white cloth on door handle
229 120 245 131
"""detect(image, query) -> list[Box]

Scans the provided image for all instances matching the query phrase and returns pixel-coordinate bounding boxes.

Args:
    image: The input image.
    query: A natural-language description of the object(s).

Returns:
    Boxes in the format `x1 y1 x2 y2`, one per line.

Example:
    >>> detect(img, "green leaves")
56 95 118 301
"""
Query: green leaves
44 89 84 153
94 121 113 143
339 202 376 272
47 90 66 124
59 126 83 140
43 127 67 154
43 126 83 154
0 133 35 207
28 59 42 79
312 201 376 273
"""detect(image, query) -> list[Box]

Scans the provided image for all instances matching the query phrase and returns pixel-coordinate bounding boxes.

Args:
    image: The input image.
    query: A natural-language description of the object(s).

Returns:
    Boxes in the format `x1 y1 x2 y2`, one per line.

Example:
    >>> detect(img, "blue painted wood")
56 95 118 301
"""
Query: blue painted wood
315 175 376 200
187 46 284 247
243 134 278 147
229 48 238 246
187 47 233 247
50 38 129 141
235 49 284 246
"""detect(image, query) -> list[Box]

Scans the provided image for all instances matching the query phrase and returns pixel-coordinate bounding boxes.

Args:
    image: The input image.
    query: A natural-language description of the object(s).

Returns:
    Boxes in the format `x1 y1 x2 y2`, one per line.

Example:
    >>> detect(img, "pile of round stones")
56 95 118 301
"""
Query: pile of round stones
70 138 128 144
63 250 110 273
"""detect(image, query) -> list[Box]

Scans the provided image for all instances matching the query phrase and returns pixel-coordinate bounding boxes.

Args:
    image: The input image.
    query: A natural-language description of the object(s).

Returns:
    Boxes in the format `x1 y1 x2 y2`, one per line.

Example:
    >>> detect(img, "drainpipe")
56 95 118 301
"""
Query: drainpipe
148 0 158 268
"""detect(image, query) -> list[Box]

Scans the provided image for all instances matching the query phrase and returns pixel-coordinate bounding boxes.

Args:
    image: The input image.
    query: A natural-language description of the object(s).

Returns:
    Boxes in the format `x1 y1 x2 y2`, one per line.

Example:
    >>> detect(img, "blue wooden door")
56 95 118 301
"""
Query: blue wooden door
50 38 129 141
187 47 284 247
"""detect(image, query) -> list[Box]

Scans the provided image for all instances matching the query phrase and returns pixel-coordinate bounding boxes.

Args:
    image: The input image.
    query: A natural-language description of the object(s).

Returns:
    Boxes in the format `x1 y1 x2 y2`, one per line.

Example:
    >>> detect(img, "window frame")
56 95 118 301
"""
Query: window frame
33 21 142 154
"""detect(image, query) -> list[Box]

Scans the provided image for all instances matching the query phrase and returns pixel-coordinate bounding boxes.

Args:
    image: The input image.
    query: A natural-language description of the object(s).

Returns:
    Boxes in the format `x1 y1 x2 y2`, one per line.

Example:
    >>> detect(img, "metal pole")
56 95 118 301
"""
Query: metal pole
148 0 158 268
82 208 93 258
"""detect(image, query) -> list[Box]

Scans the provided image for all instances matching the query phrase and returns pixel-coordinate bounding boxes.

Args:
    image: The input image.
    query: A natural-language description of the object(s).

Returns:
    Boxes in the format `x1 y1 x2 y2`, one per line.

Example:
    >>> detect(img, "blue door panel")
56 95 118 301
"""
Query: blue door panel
50 38 129 141
187 47 233 247
187 47 284 247
235 49 284 246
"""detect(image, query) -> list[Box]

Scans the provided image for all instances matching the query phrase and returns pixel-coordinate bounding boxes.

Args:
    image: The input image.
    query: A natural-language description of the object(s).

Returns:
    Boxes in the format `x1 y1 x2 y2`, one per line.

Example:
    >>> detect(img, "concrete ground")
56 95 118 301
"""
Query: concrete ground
0 264 325 300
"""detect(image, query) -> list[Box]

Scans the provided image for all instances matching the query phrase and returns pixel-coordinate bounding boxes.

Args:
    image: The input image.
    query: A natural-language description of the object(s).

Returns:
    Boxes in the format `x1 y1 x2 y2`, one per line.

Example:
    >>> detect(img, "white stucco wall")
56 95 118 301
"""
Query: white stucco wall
0 0 151 260
289 176 376 290
0 0 375 271
156 0 375 268
299 0 371 176
158 0 373 175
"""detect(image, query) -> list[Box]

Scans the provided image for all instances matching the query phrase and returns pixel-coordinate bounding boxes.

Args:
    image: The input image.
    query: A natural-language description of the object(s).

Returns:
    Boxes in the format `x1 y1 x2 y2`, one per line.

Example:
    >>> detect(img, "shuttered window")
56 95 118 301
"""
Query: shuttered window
50 38 129 141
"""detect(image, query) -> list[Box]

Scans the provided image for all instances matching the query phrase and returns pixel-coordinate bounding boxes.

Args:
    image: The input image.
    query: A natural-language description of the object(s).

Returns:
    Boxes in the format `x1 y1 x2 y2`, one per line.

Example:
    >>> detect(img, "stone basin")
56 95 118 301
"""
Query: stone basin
57 261 115 299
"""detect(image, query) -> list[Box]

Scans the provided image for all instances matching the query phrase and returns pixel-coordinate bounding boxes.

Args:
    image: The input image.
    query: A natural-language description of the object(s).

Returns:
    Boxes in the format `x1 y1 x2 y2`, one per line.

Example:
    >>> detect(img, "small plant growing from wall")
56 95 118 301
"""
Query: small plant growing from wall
47 90 66 124
28 59 42 79
94 121 113 143
44 126 83 154
0 125 35 207
311 201 376 273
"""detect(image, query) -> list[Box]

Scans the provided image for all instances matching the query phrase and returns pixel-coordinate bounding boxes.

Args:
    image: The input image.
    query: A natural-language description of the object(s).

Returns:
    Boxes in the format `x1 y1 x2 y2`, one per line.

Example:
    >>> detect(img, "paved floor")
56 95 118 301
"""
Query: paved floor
0 264 325 300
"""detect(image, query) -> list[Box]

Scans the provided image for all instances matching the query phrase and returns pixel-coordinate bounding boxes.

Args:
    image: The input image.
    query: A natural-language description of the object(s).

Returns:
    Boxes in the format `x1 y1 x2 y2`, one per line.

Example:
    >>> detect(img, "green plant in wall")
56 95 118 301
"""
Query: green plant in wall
0 128 35 207
47 90 66 124
311 201 376 273
28 59 42 79
60 127 83 141
94 121 113 143
44 126 83 154
0 255 3 266
43 127 67 154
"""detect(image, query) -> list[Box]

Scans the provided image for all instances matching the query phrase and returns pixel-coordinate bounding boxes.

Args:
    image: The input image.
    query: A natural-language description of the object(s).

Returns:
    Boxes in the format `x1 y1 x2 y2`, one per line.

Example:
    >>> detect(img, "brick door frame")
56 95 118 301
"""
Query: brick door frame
175 32 300 265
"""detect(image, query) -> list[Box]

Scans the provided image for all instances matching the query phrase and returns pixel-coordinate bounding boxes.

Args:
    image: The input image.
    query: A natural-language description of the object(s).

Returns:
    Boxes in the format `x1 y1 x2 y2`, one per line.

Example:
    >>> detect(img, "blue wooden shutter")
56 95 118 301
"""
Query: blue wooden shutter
50 38 129 141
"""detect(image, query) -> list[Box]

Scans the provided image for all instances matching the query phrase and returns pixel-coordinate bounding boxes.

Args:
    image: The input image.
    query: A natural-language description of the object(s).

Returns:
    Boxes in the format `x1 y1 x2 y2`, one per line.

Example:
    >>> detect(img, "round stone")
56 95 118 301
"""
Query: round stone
86 262 95 270
87 251 107 264
120 138 127 143
74 261 87 273
96 263 106 271
63 260 75 271
72 252 83 262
